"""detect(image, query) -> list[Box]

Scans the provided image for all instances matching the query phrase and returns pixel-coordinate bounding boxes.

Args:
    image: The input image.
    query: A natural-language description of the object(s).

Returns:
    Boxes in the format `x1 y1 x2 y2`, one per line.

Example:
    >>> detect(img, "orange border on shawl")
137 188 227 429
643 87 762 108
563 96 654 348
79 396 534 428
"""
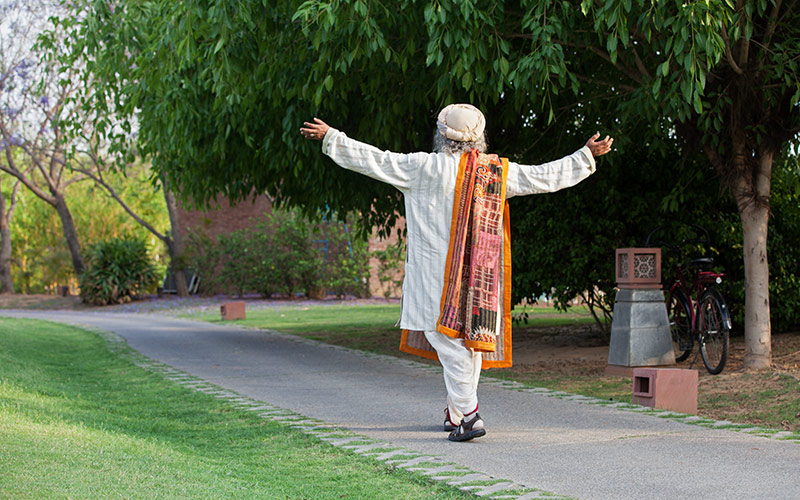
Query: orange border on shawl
464 339 496 352
480 193 513 369
399 329 439 361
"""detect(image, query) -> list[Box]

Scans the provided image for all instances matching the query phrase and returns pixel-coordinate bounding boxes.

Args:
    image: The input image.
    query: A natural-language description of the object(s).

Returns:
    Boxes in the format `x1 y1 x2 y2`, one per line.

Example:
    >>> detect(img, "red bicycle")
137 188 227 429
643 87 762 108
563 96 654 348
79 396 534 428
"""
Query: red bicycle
646 225 732 375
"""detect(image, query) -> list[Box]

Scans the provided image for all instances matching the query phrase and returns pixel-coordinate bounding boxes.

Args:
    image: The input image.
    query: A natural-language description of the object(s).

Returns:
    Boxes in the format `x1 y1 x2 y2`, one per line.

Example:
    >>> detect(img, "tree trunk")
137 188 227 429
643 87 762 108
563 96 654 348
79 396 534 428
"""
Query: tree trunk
53 192 86 276
0 181 14 294
734 150 774 371
163 184 189 297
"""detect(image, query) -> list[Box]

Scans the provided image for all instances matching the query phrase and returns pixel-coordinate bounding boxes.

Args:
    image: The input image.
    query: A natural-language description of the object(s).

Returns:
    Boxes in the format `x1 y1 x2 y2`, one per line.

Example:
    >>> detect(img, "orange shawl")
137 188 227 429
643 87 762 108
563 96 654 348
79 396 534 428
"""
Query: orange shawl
400 150 512 368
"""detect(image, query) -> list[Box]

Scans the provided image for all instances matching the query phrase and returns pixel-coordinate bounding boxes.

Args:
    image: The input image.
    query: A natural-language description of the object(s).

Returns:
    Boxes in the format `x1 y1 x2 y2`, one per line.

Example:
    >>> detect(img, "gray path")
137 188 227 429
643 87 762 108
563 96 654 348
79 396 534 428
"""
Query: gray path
3 310 799 499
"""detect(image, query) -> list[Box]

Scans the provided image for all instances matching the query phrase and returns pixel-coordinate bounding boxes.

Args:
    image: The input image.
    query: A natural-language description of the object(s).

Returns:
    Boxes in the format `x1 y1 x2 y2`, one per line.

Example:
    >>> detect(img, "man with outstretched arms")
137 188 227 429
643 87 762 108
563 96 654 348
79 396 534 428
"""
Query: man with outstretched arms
301 104 612 441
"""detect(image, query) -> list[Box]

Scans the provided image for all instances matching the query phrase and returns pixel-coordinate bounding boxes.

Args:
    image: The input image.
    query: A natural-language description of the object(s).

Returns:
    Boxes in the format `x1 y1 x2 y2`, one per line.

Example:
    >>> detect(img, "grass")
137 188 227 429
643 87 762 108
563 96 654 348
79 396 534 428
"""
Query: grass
488 368 633 404
191 304 404 334
188 303 598 333
0 317 475 499
698 370 800 431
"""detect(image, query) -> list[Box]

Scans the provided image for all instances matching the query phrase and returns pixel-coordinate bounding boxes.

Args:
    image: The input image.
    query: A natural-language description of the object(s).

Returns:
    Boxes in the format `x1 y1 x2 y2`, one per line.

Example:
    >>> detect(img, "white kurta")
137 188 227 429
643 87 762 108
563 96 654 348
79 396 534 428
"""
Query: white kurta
322 129 596 332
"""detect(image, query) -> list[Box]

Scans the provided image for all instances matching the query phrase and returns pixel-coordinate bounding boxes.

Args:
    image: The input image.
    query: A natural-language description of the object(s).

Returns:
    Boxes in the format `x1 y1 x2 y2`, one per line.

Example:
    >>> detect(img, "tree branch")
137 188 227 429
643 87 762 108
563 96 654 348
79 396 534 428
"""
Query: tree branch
73 166 168 243
737 1 751 67
556 39 644 85
574 73 638 92
502 33 645 85
0 152 57 205
61 176 90 189
720 28 745 75
762 0 783 51
631 45 652 82
50 121 65 187
8 178 23 220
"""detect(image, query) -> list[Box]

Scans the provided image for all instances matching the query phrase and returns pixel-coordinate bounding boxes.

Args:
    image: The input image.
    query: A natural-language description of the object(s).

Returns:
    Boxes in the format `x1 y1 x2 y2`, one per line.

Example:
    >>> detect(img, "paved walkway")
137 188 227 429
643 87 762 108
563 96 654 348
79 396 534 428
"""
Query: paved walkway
3 310 799 499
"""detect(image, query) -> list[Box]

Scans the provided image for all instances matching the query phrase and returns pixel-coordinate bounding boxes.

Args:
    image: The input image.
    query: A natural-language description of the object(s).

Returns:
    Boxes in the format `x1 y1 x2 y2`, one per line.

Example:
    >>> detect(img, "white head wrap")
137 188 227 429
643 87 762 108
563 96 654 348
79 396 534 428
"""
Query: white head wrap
436 103 486 142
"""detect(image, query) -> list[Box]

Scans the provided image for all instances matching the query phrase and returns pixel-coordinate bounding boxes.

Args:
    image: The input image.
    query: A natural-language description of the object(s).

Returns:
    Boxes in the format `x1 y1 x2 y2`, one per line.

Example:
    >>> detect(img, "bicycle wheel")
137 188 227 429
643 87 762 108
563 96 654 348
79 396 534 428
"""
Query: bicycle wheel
668 289 693 362
697 288 730 374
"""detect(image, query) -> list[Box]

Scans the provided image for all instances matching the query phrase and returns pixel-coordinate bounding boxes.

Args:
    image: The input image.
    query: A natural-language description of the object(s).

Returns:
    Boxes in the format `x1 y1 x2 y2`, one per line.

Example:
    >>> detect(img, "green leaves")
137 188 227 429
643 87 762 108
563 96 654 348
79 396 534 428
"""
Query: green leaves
79 237 160 305
67 0 800 239
186 208 370 298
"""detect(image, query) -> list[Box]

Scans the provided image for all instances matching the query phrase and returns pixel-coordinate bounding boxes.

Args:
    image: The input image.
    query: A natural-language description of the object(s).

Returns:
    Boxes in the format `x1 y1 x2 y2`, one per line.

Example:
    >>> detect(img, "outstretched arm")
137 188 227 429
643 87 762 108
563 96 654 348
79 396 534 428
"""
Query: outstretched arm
299 117 422 192
506 132 613 198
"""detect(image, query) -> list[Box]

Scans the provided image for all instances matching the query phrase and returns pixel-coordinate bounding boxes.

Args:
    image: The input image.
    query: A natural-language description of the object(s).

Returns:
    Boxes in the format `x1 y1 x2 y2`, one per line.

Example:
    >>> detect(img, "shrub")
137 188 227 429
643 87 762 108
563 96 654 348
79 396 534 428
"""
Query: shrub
217 230 253 297
79 237 159 305
269 209 325 297
184 227 223 294
245 218 281 298
324 225 371 299
185 208 372 299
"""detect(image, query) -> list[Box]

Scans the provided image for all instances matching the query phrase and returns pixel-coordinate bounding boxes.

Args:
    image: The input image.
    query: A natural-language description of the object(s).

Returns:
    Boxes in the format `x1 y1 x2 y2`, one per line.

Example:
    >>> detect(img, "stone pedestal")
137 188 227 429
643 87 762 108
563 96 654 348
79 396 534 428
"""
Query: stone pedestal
606 289 675 374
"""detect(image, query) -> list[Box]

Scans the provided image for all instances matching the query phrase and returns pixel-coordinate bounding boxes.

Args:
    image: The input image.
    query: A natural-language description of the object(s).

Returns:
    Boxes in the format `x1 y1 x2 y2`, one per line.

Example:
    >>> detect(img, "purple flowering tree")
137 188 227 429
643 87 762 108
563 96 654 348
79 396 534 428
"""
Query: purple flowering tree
16 0 189 297
31 1 190 297
0 0 90 278
1 1 189 296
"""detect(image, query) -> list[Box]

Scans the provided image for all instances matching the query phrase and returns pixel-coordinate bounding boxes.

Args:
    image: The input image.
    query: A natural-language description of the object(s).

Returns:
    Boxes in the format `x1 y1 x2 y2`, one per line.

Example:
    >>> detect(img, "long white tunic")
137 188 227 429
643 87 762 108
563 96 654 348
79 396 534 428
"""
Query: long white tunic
322 129 596 332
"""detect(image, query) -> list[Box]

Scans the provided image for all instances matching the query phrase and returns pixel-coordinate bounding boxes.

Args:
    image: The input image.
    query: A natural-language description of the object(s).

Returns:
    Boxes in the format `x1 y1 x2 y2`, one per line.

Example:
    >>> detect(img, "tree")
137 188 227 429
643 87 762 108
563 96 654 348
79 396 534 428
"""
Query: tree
8 161 169 294
33 4 197 297
0 171 22 293
0 0 88 276
68 156 190 297
72 0 799 369
509 113 746 338
6 1 187 298
506 1 800 370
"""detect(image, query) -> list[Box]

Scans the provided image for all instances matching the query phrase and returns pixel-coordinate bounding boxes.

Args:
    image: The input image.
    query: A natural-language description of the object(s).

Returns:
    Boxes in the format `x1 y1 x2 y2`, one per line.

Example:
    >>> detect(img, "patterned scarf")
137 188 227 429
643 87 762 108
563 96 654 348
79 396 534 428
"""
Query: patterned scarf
436 150 508 352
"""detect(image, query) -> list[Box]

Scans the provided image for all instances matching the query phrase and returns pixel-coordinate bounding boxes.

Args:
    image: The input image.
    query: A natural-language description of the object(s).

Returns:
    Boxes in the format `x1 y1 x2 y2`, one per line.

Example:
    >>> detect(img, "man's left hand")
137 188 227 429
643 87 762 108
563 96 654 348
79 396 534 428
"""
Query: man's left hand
300 118 331 141
585 132 614 157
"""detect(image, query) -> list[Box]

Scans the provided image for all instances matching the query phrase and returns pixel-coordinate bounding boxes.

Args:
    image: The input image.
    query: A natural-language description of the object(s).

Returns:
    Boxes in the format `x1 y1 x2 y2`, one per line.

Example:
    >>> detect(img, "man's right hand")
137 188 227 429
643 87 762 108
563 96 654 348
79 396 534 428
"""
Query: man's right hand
585 132 614 157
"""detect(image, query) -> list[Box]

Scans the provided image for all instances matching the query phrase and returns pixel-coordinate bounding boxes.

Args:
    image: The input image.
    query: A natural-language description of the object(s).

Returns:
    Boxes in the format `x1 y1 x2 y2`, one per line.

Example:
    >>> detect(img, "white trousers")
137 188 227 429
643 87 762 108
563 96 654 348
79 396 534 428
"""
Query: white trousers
424 330 482 422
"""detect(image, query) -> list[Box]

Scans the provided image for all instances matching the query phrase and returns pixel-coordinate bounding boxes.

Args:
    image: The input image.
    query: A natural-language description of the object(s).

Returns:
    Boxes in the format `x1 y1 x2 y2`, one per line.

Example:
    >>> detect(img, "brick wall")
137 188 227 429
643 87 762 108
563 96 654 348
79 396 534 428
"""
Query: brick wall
177 194 274 244
176 194 405 297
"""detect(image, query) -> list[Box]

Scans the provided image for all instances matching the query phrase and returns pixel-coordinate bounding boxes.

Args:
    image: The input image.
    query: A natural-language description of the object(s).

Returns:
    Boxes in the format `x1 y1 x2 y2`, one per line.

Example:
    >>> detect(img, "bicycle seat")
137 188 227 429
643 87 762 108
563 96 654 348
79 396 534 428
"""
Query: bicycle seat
689 257 714 268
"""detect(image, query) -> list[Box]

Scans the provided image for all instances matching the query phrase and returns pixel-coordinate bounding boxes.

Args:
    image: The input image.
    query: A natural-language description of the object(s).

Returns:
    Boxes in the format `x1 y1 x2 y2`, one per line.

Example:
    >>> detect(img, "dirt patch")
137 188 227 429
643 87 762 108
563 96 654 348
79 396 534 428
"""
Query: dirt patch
512 325 800 378
0 294 85 310
511 325 609 376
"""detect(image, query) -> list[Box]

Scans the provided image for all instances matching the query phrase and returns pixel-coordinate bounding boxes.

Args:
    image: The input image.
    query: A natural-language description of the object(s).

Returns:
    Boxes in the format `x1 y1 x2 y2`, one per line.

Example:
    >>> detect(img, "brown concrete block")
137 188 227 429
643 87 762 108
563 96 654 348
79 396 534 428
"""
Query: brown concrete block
632 368 698 414
220 301 246 320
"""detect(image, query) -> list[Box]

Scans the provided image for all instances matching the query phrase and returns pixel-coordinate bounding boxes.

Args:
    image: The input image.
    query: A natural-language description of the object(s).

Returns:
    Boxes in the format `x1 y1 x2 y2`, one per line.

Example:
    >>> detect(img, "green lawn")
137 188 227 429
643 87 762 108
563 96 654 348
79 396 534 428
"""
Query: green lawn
189 303 597 333
0 317 474 499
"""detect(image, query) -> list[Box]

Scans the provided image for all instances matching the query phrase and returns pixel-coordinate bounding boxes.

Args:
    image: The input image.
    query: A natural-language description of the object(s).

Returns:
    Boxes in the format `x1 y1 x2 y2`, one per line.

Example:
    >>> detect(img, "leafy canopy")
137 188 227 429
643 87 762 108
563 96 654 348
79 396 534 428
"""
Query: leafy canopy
68 2 798 227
